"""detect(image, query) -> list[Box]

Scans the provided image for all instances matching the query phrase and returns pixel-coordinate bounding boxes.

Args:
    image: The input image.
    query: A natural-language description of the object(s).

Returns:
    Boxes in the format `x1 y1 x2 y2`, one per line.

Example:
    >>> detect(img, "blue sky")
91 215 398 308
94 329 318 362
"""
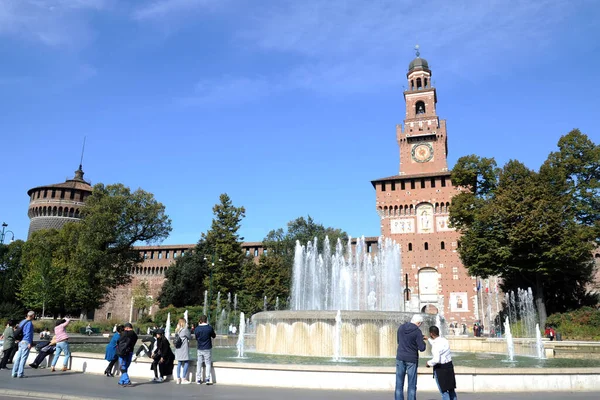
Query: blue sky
1 0 599 245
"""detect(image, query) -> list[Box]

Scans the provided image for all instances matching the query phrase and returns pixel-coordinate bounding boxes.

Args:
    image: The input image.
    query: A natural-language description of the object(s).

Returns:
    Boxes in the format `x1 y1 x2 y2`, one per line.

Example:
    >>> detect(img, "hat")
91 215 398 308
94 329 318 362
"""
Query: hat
124 323 133 329
154 328 165 335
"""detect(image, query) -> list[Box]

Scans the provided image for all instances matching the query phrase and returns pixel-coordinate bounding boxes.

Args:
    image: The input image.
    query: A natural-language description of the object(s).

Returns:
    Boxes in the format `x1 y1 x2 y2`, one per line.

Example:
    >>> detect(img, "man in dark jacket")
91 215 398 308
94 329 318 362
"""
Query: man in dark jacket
194 315 216 385
117 323 138 387
395 314 426 400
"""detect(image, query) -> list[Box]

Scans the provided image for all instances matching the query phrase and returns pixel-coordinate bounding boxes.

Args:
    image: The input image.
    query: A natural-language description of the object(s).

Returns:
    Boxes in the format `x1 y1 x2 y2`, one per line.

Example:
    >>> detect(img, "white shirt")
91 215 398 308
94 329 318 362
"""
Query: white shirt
427 336 452 367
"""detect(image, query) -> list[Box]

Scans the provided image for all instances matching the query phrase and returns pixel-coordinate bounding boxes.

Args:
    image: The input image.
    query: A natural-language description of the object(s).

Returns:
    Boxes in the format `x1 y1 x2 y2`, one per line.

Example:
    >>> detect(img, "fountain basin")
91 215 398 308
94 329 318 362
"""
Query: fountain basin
253 310 435 357
19 350 600 392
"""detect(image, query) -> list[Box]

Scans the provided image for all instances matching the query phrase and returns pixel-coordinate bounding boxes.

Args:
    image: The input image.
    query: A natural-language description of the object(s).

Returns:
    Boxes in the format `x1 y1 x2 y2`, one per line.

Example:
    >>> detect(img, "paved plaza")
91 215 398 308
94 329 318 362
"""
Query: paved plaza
0 369 599 400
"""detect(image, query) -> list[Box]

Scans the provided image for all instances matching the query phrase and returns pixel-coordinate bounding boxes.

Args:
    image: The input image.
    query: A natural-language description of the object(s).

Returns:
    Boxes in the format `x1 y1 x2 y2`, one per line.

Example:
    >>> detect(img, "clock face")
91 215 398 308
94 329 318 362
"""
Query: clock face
411 143 434 163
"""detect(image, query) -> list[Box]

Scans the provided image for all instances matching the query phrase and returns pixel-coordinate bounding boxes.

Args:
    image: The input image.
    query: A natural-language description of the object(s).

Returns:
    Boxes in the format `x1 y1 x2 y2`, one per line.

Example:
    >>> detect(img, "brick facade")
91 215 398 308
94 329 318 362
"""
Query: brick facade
372 54 479 325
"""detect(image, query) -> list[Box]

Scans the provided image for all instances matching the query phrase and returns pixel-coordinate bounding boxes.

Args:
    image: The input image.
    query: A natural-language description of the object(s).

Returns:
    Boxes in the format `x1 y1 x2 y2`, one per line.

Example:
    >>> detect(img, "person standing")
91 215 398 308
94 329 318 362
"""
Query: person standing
426 325 458 400
395 314 426 400
194 314 216 385
174 318 192 384
51 318 71 372
117 323 138 387
104 325 123 377
11 311 35 378
0 320 17 370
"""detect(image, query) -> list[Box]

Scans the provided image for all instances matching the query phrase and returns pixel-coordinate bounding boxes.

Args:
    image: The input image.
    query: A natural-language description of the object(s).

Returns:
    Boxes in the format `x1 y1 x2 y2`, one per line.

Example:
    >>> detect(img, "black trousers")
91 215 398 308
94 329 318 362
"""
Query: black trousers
0 347 17 369
105 355 118 373
31 350 55 367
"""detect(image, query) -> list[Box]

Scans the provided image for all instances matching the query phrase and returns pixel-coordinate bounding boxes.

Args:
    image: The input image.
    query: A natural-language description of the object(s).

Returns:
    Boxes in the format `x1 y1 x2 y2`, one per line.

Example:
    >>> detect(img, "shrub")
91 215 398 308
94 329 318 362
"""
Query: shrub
546 307 600 341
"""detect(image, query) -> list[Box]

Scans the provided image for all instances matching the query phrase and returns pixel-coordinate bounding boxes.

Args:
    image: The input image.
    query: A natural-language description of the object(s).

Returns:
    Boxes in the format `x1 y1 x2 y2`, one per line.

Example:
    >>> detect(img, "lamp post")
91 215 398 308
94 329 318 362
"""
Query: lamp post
1 222 15 244
203 254 222 322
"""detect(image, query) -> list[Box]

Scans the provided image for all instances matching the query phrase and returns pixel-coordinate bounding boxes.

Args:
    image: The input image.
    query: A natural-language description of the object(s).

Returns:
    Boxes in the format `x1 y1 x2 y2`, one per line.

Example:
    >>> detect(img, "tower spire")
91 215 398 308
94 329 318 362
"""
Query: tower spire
79 136 86 171
415 44 420 58
74 137 86 181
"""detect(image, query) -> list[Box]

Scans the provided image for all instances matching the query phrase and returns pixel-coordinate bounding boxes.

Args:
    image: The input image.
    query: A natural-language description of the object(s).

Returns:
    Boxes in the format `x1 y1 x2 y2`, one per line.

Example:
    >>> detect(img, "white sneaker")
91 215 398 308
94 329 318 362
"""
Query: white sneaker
175 378 181 384
181 379 191 385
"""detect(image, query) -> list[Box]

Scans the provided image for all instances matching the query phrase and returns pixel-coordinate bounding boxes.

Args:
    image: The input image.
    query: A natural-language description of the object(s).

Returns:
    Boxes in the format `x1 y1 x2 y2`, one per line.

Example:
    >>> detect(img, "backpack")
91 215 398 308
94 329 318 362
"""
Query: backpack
13 320 31 341
117 339 131 357
173 335 183 349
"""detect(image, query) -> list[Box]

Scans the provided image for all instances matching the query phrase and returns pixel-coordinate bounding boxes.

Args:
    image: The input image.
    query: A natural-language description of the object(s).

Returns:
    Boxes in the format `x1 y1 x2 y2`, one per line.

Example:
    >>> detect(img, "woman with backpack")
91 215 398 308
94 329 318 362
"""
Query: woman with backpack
174 318 191 384
0 320 17 370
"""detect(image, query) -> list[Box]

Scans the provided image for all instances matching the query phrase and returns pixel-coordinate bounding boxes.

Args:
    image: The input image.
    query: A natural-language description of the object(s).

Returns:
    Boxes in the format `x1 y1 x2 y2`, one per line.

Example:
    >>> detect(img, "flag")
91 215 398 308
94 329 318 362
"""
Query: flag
184 310 188 327
485 279 489 293
494 277 499 293
476 279 481 292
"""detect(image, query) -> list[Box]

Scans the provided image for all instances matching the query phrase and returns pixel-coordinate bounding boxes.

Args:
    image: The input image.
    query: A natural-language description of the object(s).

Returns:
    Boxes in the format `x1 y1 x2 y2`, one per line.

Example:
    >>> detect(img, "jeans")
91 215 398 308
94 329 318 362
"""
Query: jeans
395 359 418 400
51 341 70 368
11 341 31 377
435 370 458 400
196 349 213 382
177 360 189 379
118 353 133 384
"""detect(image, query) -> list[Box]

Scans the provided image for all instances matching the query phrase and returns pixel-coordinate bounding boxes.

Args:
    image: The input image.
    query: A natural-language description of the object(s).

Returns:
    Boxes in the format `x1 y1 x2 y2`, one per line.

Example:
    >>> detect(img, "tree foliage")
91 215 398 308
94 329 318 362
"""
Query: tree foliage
19 183 171 316
158 193 245 313
240 216 348 313
0 240 25 308
450 130 599 328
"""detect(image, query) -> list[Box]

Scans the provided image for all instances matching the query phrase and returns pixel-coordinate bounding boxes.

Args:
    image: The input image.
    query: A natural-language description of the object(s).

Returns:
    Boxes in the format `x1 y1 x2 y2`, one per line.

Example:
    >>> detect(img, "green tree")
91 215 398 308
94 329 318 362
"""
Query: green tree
20 183 171 317
450 130 599 328
0 239 25 306
158 251 207 308
132 280 155 321
19 230 65 316
158 193 245 315
245 216 347 312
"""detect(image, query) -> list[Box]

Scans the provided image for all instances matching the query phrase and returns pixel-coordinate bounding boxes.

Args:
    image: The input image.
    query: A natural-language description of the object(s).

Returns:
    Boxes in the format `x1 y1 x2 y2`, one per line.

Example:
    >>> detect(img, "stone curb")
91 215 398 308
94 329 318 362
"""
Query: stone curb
0 388 112 400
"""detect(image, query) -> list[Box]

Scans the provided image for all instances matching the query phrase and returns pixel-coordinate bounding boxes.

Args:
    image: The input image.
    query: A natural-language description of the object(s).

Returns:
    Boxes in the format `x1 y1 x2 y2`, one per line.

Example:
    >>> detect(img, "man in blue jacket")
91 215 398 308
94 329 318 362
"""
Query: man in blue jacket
395 314 426 400
194 315 216 385
12 311 35 378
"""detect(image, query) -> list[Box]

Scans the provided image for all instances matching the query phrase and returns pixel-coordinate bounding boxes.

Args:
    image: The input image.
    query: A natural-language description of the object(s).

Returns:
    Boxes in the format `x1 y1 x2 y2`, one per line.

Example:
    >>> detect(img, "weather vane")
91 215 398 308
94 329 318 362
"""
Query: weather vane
415 44 420 58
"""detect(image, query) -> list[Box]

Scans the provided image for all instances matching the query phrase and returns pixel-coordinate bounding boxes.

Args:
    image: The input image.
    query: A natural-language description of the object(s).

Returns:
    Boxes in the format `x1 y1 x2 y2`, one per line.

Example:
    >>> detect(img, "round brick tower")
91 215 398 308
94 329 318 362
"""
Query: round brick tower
27 165 93 238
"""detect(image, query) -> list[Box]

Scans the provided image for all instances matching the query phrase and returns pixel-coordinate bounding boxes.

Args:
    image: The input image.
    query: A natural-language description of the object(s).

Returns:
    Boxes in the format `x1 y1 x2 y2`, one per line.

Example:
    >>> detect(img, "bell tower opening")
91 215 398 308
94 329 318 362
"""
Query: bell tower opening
415 101 425 115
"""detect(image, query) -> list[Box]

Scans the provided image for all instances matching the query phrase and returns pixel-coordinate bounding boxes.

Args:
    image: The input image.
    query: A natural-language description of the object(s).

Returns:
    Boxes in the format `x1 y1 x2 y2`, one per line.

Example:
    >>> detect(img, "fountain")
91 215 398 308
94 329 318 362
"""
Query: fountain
237 312 246 358
535 323 545 359
504 316 515 361
332 310 342 361
254 236 434 357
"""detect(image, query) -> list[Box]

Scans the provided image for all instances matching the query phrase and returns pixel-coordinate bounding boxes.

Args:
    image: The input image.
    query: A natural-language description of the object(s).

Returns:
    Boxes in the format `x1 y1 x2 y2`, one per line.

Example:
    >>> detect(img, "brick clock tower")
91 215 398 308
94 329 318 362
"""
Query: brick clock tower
372 48 476 325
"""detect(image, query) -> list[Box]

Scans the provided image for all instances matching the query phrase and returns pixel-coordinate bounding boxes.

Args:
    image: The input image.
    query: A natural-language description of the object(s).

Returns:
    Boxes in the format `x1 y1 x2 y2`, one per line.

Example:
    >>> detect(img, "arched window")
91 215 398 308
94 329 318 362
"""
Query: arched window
424 242 429 250
416 78 422 89
408 243 413 251
416 101 425 114
411 80 414 90
441 241 445 250
424 78 428 87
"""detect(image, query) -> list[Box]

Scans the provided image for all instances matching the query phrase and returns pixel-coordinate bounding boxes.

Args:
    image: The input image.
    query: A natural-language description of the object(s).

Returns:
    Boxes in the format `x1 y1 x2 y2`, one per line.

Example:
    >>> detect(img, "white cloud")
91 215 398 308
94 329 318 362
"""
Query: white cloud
133 0 223 21
178 75 274 106
176 0 588 105
0 0 109 47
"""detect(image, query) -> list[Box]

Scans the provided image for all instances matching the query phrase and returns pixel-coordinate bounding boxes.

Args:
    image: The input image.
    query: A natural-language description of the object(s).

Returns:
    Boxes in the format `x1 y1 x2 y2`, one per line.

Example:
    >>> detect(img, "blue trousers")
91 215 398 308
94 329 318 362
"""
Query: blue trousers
11 341 31 377
395 359 418 400
177 360 189 379
118 353 133 385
